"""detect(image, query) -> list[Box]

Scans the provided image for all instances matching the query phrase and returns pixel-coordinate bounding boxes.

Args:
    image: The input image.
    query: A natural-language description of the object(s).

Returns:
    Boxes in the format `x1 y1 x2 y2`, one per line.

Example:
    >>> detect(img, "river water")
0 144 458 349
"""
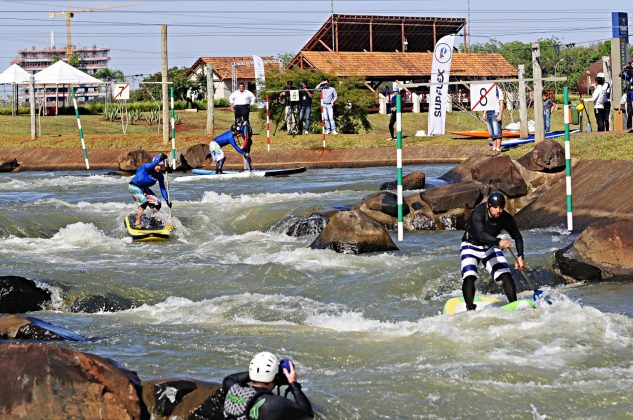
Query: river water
1 165 632 419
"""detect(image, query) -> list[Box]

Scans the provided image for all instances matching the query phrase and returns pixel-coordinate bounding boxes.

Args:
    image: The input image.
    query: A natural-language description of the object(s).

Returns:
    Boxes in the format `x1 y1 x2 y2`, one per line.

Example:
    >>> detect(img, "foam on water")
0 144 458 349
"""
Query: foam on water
0 174 127 191
199 190 358 206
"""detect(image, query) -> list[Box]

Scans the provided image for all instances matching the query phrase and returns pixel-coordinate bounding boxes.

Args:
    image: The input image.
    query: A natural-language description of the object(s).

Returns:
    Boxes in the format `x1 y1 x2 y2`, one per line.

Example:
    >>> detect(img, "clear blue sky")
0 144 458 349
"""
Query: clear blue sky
0 0 631 77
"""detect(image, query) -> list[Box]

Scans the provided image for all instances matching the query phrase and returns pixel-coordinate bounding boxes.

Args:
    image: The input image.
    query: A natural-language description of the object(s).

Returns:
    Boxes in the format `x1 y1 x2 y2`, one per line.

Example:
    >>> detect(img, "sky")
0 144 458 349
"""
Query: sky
0 0 631 79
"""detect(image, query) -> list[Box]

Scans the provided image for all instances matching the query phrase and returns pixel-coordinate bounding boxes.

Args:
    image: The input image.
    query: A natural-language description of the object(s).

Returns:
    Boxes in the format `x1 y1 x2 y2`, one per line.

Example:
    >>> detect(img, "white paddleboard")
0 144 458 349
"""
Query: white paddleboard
174 167 306 182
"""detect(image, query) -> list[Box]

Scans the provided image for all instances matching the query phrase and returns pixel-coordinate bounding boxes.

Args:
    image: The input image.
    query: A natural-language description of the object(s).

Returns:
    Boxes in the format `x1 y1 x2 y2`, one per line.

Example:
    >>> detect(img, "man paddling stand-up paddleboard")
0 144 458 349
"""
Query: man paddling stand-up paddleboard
128 154 172 228
460 191 524 310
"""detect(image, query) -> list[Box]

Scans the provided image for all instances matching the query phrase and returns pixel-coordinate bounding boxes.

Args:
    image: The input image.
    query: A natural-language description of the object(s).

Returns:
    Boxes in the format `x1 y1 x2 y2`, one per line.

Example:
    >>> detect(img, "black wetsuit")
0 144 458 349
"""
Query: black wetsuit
222 372 313 420
462 203 524 257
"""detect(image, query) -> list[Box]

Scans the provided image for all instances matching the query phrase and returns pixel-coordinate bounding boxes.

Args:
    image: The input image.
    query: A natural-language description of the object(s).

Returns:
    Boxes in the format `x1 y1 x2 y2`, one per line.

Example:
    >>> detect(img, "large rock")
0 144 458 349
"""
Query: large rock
516 140 566 172
118 149 153 172
310 210 399 254
404 210 436 231
380 171 426 191
284 213 329 237
0 343 147 418
439 152 489 183
0 275 51 314
142 378 223 420
471 155 528 197
554 219 633 282
180 143 211 170
0 158 20 172
0 315 87 342
359 203 398 227
362 192 409 218
69 293 135 313
421 182 483 214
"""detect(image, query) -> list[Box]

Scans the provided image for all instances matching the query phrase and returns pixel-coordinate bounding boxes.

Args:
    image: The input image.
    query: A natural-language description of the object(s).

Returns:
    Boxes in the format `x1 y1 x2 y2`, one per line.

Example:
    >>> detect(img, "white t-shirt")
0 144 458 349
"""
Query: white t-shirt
492 88 505 114
229 89 256 106
584 83 610 109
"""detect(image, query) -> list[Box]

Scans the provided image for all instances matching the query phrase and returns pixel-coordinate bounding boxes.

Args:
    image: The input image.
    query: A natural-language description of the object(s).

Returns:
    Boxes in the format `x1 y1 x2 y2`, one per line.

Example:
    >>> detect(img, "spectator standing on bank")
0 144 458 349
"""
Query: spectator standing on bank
486 84 505 153
543 93 557 133
229 82 256 124
582 72 610 132
316 79 338 135
387 87 399 140
299 81 313 134
279 81 300 135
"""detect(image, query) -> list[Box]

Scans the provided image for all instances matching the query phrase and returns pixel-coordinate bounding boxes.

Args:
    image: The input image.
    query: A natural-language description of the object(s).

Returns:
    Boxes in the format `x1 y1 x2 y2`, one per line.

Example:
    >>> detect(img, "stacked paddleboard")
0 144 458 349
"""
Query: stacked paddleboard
443 295 536 315
124 214 172 241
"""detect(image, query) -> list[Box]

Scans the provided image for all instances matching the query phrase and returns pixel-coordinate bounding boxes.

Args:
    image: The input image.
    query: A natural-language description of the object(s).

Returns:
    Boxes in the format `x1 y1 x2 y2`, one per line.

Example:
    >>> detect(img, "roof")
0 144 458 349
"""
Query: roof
188 56 279 80
289 51 517 78
0 63 30 84
302 14 466 53
33 60 103 84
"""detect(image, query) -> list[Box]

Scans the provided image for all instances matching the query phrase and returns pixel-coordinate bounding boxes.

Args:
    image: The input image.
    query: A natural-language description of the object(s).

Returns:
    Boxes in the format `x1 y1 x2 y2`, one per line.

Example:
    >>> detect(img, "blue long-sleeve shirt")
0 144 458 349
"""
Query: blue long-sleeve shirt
130 160 168 201
213 130 248 156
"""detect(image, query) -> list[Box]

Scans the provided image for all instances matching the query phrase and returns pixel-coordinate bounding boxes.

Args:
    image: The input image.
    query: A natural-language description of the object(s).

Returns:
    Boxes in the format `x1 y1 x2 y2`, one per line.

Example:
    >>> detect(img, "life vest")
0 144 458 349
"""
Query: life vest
223 384 271 420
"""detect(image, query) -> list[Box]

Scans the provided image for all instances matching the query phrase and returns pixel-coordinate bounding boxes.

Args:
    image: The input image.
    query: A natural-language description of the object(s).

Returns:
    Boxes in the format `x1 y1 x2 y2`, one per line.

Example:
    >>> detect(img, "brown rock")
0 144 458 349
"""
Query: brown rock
310 210 399 254
118 149 153 172
142 378 223 419
362 192 409 217
439 208 468 231
471 155 528 197
439 152 489 183
0 158 20 172
380 171 426 191
0 315 87 341
404 209 436 230
0 343 147 418
359 203 398 227
179 143 211 170
516 140 566 172
421 182 483 213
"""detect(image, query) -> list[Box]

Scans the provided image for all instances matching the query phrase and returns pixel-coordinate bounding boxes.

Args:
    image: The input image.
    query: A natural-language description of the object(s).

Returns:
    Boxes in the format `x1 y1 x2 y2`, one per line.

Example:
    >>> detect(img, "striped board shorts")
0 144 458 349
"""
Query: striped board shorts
460 241 510 284
129 184 160 208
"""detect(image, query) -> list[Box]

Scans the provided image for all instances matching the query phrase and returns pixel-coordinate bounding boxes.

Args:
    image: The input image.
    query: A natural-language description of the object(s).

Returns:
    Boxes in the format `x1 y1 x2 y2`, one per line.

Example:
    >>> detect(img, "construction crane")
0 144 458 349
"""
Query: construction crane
49 1 146 58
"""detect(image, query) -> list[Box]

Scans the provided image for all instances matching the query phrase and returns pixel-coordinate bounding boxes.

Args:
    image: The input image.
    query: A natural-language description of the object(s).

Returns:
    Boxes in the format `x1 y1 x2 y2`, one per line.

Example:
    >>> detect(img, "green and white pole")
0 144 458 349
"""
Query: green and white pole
396 92 403 241
563 87 573 231
71 87 90 170
169 86 176 170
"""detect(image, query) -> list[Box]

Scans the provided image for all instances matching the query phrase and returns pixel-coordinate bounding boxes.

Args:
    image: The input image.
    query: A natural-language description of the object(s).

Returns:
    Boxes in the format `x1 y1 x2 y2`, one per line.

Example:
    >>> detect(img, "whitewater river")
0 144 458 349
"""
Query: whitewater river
1 165 632 419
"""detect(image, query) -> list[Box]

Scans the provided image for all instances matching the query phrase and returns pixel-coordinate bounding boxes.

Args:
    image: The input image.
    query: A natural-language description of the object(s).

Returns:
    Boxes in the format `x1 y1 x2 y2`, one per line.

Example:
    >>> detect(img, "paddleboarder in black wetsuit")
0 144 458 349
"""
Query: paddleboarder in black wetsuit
222 351 313 420
460 191 525 310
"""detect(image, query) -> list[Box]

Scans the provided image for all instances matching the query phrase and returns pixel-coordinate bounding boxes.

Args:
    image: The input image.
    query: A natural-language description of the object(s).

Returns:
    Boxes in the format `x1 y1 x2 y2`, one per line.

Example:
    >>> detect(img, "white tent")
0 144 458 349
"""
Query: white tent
0 63 31 84
34 60 103 85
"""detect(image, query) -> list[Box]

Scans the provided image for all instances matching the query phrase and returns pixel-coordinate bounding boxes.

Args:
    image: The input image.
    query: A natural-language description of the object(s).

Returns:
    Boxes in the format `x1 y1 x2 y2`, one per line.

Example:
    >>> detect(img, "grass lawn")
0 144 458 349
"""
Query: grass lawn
1 106 631 160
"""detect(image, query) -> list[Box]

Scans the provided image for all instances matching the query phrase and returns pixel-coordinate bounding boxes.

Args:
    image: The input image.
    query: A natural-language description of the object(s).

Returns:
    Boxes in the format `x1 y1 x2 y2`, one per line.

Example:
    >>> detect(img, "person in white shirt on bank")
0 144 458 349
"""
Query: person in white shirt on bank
316 80 338 135
229 82 256 124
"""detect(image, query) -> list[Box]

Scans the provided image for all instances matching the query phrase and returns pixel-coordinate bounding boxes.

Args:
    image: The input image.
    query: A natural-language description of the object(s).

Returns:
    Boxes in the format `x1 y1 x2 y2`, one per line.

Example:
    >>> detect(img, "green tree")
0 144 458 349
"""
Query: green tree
95 67 125 82
130 66 193 102
276 52 297 67
67 53 80 68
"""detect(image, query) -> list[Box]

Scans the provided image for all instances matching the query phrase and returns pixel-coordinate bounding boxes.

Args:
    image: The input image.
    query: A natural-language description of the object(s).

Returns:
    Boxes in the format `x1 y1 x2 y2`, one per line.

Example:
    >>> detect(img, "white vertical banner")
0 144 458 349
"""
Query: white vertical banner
252 55 266 108
427 34 456 135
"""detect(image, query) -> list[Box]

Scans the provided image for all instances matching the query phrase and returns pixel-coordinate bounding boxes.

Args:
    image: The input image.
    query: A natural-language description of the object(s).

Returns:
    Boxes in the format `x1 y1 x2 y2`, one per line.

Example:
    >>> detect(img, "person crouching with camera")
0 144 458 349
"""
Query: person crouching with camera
222 351 314 420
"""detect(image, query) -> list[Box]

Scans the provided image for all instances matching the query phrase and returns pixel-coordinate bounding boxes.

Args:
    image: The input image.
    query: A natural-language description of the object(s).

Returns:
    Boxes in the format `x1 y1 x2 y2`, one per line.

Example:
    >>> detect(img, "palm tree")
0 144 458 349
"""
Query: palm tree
95 68 125 105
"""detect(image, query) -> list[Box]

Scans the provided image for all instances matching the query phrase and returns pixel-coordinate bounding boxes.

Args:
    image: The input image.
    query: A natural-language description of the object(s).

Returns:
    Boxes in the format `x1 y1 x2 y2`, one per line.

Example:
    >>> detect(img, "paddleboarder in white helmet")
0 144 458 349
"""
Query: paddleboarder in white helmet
460 191 525 310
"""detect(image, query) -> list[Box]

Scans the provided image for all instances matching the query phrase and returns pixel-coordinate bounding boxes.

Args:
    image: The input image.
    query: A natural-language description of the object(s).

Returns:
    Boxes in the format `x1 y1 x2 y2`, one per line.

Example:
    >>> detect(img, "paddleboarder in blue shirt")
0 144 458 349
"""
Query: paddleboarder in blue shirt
128 154 171 228
460 191 525 310
209 123 252 174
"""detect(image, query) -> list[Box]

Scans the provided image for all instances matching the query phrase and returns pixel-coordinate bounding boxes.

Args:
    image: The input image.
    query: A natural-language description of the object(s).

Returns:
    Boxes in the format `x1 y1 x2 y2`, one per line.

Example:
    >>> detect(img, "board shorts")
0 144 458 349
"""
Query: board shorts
209 141 225 162
460 241 510 284
129 184 160 209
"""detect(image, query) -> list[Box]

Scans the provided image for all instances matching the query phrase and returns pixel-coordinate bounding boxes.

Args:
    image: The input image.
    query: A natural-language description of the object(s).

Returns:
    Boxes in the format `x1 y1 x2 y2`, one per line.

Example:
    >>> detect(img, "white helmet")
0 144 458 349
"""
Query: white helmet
249 352 278 383
596 72 605 78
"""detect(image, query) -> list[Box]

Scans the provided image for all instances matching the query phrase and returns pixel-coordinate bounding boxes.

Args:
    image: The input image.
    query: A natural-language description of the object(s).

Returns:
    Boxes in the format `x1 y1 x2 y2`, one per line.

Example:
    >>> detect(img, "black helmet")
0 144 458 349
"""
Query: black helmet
487 191 506 207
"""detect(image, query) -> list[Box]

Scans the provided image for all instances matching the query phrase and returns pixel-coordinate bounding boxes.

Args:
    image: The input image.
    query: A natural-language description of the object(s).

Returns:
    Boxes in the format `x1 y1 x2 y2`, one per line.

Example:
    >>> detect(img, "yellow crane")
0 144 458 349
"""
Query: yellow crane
49 1 146 58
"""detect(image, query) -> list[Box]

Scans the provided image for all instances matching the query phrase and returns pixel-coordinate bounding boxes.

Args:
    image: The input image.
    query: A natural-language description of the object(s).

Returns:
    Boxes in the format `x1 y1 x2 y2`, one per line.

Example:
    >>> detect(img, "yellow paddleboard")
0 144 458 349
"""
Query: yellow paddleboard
443 295 536 315
124 213 172 242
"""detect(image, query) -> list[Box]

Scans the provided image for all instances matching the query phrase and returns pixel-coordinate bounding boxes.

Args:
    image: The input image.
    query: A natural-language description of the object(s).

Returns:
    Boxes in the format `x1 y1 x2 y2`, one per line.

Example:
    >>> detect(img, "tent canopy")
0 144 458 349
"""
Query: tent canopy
0 63 31 84
34 60 103 85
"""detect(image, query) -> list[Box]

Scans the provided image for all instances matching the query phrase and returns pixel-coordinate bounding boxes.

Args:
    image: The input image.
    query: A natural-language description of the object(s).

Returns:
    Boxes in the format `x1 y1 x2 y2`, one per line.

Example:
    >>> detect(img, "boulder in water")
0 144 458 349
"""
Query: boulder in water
380 171 426 191
118 149 153 172
421 182 483 213
285 213 329 237
142 378 223 419
0 158 20 172
69 293 135 313
517 139 566 172
0 315 87 342
362 191 409 218
0 275 51 314
470 155 528 197
179 143 212 170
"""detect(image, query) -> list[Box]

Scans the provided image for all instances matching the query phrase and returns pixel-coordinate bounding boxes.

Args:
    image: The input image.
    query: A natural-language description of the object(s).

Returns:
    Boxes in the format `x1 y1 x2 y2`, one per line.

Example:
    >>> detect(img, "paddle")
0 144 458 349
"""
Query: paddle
507 247 550 304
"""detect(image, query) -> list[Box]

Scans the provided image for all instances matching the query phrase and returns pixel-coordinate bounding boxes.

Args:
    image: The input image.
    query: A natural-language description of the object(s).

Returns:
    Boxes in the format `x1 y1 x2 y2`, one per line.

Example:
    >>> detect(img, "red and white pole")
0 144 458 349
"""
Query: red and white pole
265 95 271 152
320 91 326 148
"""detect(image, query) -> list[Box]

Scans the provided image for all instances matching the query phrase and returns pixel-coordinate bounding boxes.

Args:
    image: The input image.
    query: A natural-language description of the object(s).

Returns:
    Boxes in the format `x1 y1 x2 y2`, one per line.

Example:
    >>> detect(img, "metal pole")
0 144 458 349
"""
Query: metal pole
161 25 169 144
266 95 271 151
206 63 214 135
518 64 528 138
170 86 176 170
71 87 89 170
563 87 573 231
320 91 327 148
29 76 36 140
396 93 403 242
532 42 545 142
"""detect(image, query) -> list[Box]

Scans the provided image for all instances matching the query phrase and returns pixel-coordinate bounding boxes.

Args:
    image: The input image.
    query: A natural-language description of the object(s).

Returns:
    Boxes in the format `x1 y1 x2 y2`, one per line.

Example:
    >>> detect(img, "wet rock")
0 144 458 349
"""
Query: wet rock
0 275 51 314
404 210 436 231
554 219 633 282
421 182 483 213
284 213 329 237
0 343 147 418
0 158 20 172
516 140 565 172
180 143 211 170
471 155 528 197
310 210 399 254
439 209 468 231
69 293 135 313
439 152 488 183
0 315 87 342
362 192 409 218
142 378 223 419
380 171 426 191
118 149 153 172
359 203 398 227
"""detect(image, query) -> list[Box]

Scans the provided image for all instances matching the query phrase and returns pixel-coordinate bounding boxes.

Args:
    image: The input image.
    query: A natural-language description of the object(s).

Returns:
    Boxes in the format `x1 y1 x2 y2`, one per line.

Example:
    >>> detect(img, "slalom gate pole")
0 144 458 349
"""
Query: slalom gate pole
165 172 173 227
266 95 271 152
71 87 90 170
320 91 327 148
170 87 176 170
563 87 573 231
396 92 403 241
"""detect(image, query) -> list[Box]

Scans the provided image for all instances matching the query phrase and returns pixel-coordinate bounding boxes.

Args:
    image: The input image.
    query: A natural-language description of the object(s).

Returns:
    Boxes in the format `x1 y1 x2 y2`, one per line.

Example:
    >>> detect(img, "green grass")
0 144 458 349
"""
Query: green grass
1 107 631 160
